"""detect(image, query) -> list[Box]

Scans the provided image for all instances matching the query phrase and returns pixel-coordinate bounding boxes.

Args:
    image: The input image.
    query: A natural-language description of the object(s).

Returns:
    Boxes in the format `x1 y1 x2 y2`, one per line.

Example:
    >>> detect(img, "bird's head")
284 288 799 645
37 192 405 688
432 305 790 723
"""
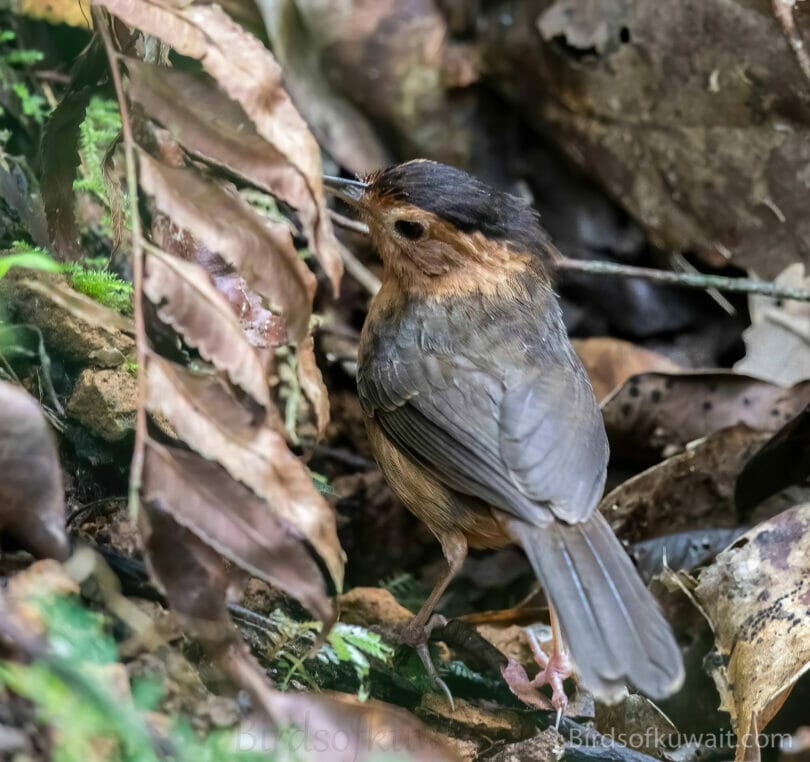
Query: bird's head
325 160 554 298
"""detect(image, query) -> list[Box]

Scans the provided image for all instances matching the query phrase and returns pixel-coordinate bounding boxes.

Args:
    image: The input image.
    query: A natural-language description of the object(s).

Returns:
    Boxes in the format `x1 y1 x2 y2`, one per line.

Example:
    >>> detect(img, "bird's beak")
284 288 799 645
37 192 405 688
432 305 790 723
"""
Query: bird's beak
323 175 368 209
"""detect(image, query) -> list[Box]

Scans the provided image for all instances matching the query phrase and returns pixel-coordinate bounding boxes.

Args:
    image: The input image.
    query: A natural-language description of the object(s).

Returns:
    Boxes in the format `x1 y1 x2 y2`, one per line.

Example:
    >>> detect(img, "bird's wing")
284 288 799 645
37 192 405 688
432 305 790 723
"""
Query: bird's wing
357 314 608 524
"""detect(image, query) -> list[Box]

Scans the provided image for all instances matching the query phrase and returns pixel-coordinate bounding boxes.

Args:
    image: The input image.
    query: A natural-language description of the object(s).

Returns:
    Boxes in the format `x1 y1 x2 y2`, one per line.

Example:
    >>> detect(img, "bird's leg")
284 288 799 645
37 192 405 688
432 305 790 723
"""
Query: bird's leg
529 604 572 726
397 530 467 709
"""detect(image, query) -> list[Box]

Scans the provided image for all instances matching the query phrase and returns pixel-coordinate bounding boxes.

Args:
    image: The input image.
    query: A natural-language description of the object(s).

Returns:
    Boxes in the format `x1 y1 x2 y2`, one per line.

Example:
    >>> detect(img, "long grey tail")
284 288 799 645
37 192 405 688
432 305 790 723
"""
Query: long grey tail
508 512 684 703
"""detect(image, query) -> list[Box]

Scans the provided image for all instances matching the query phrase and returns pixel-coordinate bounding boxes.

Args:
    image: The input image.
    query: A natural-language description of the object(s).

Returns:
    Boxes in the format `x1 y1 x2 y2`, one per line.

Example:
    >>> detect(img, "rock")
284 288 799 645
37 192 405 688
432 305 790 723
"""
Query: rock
0 271 134 367
67 368 137 441
338 587 413 628
416 693 535 742
487 728 565 762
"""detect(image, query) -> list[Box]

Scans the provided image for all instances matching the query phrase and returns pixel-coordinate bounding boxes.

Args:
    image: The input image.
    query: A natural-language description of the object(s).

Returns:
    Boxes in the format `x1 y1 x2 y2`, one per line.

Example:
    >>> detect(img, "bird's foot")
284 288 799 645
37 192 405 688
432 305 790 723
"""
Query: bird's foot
532 648 572 726
397 615 454 710
529 631 572 727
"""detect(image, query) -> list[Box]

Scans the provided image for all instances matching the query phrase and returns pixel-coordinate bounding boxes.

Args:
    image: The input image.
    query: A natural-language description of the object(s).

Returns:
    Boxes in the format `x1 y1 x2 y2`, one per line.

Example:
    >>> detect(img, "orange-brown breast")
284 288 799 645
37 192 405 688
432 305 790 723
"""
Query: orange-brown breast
365 417 511 550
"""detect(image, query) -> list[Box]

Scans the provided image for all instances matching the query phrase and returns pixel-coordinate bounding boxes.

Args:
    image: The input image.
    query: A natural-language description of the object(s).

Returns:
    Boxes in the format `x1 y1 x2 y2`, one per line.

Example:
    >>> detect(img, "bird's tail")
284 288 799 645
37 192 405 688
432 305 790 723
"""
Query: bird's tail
507 512 684 703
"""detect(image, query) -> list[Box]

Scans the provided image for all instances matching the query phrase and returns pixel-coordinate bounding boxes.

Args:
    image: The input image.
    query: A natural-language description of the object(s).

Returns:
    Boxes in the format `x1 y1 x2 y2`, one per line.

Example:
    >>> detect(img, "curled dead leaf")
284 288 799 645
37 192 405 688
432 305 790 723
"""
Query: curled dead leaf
142 439 332 621
146 355 344 591
0 382 68 560
735 405 810 518
40 89 94 261
138 153 314 342
256 0 391 175
143 247 269 407
139 504 233 643
694 504 810 762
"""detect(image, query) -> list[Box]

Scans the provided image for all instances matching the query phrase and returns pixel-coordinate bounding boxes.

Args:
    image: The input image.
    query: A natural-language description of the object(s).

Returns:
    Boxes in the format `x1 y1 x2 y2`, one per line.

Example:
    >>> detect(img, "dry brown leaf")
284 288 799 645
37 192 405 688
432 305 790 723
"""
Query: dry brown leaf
139 504 233 644
480 0 810 277
126 59 312 234
23 277 134 335
602 371 810 460
297 335 330 440
143 247 269 407
572 337 681 402
600 425 770 543
146 355 344 591
97 0 342 291
138 152 314 342
142 439 332 621
694 504 810 762
0 382 68 560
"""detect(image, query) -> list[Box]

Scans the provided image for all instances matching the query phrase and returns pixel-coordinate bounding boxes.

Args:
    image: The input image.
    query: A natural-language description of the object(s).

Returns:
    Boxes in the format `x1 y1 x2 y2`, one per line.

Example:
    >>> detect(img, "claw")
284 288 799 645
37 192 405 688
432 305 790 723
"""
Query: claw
397 615 454 709
415 642 455 710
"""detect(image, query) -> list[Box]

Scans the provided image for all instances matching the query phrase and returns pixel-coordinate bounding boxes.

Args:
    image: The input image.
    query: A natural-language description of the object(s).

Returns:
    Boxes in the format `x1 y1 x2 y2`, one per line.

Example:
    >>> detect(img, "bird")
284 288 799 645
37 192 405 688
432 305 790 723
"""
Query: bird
324 160 684 715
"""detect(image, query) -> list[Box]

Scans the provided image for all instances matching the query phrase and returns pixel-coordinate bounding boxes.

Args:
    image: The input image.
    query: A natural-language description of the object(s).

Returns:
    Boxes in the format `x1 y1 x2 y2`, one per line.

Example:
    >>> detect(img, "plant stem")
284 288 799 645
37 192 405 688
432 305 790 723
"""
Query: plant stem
94 9 148 516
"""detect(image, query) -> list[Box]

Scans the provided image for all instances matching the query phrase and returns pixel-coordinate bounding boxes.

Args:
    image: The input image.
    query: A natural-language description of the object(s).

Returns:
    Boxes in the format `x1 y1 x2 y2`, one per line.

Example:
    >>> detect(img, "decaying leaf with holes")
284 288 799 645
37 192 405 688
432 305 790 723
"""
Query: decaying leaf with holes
602 371 810 461
95 0 342 291
0 382 68 560
693 504 810 762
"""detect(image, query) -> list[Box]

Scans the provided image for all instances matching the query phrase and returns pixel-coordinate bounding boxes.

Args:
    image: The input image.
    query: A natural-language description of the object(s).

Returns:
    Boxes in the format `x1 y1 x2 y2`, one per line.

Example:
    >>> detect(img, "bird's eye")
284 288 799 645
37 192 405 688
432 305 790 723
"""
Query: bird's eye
394 219 426 240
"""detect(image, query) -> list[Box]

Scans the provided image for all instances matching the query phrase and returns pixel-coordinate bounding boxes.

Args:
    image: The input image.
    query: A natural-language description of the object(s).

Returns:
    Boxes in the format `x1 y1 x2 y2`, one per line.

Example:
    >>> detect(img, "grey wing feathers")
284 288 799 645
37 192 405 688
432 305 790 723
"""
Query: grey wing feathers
357 304 609 525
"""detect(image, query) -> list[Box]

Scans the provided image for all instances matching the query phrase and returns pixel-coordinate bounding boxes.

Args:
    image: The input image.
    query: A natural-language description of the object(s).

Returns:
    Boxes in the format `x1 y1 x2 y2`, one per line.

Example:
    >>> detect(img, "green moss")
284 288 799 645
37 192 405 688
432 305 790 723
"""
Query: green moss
65 262 133 315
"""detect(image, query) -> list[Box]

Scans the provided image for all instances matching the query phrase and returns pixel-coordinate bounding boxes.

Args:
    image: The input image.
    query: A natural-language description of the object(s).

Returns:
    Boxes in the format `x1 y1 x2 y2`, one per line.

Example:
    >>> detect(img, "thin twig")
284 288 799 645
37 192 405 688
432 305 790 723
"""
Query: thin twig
772 0 810 84
556 257 810 301
94 9 149 515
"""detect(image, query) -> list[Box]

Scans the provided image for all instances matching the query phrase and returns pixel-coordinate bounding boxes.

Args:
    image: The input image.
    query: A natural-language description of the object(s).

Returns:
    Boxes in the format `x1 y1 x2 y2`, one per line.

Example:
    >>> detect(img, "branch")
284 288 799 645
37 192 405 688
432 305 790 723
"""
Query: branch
556 257 810 302
94 9 149 507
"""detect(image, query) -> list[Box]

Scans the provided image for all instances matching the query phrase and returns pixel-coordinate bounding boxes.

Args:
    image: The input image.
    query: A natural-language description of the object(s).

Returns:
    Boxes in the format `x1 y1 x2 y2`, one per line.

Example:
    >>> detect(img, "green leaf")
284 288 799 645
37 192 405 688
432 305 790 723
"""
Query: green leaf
0 249 62 279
